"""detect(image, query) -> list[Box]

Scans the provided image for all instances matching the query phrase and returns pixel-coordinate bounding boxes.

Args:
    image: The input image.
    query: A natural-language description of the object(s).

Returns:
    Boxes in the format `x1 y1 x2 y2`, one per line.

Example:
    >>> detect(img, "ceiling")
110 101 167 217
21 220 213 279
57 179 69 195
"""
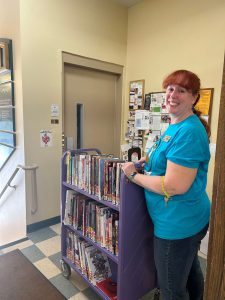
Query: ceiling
110 0 143 7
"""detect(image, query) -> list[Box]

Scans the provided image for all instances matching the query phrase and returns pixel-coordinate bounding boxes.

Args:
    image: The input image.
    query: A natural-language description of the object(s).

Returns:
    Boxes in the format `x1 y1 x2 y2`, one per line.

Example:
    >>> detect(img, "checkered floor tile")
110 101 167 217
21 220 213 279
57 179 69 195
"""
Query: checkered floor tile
0 223 207 299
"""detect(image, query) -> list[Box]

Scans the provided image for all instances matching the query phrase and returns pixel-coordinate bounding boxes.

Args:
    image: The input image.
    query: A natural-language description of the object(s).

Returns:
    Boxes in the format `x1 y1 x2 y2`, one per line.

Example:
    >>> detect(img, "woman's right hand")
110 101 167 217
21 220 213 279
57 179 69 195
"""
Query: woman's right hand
135 157 146 169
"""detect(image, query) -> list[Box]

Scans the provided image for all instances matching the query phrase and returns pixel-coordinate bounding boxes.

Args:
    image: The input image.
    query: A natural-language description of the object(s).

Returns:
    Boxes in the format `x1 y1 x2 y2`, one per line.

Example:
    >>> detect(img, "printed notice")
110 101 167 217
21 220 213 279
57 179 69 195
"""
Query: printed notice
40 130 52 147
51 104 59 117
135 110 150 130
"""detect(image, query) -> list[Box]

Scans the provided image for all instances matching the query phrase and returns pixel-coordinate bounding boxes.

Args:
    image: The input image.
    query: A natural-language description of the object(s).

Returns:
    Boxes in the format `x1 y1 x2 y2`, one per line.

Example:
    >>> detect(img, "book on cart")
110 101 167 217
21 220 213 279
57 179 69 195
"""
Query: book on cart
84 245 112 285
96 278 117 300
64 151 124 204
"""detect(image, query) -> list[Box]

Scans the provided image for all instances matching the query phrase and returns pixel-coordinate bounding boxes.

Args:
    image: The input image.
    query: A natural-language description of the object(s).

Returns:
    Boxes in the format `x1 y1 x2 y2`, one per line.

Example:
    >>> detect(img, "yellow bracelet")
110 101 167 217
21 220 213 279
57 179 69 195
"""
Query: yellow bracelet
161 176 170 201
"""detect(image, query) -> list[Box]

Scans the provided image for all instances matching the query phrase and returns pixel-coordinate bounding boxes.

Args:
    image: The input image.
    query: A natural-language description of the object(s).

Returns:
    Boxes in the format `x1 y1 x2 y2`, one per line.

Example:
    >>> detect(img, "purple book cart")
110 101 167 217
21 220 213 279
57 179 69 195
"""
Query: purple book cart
60 148 159 300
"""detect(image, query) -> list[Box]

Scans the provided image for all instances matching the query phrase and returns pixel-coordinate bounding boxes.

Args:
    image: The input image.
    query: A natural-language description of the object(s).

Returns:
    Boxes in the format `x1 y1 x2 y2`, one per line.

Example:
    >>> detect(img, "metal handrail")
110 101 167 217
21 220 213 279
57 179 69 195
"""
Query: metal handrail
0 164 39 214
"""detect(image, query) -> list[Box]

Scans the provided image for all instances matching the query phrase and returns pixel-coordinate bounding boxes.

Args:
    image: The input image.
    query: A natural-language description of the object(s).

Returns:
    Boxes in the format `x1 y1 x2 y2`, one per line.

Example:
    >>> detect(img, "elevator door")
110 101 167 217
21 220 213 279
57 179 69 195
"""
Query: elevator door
64 64 120 156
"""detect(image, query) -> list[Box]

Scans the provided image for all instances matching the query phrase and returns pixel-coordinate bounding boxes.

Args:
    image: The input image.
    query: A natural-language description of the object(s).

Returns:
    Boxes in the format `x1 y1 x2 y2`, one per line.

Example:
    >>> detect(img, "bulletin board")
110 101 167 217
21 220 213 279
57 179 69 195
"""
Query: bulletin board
138 91 171 153
123 84 214 160
129 80 145 110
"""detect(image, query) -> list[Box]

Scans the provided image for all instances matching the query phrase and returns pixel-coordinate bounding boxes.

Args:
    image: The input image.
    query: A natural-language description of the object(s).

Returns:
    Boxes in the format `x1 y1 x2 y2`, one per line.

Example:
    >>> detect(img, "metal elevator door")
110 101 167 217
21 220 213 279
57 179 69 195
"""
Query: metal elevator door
63 64 120 156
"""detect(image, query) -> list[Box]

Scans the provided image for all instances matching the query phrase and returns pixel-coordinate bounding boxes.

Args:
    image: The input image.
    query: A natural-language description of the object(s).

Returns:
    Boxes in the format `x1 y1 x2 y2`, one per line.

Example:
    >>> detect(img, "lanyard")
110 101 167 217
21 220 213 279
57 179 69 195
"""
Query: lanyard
145 138 162 173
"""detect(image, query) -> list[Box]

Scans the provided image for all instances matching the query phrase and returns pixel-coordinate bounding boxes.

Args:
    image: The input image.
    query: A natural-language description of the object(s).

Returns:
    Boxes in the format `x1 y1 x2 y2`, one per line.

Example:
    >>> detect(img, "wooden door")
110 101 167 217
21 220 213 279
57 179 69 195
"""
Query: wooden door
204 54 225 300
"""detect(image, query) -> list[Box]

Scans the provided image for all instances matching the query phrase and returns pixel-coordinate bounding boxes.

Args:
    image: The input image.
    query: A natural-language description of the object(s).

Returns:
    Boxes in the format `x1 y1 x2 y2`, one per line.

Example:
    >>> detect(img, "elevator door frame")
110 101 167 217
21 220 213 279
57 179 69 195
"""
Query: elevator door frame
62 52 124 157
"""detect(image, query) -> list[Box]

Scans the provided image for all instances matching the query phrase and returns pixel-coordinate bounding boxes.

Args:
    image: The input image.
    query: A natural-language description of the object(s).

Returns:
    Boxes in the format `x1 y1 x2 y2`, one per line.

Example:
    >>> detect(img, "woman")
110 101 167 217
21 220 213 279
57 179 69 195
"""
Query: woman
122 70 211 300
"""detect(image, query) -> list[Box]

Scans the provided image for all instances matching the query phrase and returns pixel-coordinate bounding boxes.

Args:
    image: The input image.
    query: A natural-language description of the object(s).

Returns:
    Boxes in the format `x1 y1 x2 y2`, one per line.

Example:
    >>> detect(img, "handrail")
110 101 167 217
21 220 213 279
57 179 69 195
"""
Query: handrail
0 164 39 214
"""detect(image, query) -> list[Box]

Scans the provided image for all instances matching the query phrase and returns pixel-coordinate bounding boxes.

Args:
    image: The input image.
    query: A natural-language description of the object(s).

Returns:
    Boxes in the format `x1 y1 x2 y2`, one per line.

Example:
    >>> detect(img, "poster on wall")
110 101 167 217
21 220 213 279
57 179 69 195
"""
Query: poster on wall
195 88 214 124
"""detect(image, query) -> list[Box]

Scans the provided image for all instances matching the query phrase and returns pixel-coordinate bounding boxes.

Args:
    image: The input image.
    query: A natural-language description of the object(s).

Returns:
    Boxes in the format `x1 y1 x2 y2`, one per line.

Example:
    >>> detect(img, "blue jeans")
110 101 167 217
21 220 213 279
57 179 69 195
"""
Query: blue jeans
154 224 208 300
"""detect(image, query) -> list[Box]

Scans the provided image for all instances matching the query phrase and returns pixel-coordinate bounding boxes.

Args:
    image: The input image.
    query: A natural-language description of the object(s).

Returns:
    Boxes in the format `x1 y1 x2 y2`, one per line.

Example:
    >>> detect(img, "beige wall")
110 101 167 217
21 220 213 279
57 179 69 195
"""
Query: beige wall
1 0 224 235
0 0 26 245
125 0 225 199
20 0 128 225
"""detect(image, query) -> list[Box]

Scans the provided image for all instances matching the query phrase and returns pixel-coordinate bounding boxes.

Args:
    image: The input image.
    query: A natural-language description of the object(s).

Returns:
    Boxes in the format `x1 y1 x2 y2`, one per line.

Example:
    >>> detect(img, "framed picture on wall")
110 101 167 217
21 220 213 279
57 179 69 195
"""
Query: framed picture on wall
195 88 214 124
129 79 145 110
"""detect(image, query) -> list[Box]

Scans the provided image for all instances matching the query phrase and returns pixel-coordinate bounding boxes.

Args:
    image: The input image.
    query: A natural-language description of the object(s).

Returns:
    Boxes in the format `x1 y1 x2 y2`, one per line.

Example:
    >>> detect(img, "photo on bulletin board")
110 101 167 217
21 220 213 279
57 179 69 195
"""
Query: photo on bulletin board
129 79 145 110
149 92 167 113
195 88 214 125
144 93 151 110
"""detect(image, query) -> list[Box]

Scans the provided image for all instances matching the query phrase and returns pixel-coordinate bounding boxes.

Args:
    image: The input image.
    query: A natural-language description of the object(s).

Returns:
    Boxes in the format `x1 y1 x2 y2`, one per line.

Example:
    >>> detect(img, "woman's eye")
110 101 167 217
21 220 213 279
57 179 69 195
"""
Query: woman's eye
167 87 174 92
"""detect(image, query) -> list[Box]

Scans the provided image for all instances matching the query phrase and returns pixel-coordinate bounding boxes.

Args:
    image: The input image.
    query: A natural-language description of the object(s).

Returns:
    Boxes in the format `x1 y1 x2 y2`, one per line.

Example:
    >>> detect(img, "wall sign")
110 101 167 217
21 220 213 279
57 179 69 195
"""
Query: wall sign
40 130 52 147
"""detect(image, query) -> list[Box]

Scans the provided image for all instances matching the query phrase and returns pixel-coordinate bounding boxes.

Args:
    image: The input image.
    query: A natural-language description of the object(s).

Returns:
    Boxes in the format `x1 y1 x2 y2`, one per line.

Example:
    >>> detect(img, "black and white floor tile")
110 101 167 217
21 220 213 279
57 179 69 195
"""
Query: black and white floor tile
0 223 207 300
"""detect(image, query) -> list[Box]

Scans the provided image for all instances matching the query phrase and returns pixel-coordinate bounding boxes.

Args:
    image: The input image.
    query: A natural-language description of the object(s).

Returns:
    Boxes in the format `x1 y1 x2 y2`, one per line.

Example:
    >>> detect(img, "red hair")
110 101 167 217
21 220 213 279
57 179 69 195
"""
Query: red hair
162 69 200 95
163 70 211 139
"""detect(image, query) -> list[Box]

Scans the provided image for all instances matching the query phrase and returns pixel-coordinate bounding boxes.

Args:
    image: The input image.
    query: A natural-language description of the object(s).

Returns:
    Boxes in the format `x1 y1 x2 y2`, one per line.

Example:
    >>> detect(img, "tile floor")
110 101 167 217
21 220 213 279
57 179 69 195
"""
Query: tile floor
0 223 207 300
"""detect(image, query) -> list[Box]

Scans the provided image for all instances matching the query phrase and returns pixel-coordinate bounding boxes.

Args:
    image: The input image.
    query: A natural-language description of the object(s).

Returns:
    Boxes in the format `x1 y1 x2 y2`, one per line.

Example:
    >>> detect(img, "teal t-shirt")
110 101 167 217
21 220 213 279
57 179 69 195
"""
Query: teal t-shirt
144 115 211 239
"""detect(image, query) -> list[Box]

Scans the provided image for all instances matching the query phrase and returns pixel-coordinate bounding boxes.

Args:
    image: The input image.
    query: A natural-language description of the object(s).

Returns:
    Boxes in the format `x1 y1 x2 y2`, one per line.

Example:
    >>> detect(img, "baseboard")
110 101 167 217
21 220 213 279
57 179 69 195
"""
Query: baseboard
0 216 61 250
27 216 61 233
0 237 28 250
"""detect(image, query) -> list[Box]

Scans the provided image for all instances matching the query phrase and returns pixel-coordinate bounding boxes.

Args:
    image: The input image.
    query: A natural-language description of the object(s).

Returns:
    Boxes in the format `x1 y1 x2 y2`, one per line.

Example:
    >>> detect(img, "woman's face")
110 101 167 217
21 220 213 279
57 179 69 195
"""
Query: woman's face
165 84 197 117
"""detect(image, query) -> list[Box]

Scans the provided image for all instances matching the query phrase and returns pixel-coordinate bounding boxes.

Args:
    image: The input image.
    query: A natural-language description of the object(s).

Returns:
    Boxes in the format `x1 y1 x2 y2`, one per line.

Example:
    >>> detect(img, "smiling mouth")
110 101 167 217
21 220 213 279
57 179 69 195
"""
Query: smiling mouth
168 101 179 107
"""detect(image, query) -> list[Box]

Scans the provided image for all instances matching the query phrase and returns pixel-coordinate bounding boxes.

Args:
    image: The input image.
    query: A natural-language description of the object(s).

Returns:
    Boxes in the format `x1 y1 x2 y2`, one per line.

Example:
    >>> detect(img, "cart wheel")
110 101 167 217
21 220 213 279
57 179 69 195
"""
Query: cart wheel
153 288 160 300
60 259 71 279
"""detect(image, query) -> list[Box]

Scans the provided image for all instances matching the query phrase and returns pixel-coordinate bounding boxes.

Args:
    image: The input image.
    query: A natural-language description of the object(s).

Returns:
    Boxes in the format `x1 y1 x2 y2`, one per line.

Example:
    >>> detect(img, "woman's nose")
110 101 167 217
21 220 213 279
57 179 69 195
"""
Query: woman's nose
171 89 178 98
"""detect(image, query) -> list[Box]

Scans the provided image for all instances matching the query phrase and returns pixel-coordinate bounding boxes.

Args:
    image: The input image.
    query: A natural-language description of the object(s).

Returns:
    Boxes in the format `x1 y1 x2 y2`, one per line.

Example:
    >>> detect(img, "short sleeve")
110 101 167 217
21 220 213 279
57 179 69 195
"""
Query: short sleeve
166 126 209 168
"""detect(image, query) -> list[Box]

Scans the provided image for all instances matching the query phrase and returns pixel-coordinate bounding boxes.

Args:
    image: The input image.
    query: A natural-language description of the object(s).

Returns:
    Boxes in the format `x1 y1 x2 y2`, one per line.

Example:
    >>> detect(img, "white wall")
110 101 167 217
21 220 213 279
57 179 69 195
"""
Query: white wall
125 0 225 199
0 0 26 246
20 0 128 225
